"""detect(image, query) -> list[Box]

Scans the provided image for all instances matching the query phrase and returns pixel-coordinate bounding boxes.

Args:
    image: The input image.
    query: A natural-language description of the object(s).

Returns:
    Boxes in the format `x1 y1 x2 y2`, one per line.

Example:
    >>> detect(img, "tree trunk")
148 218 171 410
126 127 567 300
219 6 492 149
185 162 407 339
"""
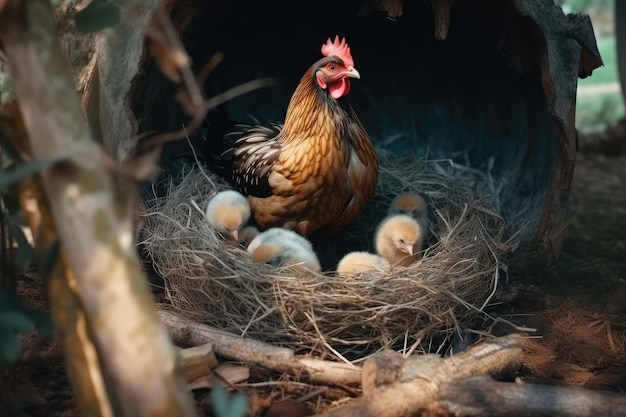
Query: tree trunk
0 1 196 416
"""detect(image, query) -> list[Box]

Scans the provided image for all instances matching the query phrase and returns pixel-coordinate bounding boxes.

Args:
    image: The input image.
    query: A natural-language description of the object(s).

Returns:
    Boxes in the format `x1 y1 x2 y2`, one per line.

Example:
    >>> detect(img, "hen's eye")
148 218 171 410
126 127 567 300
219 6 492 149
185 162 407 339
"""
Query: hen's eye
328 64 336 71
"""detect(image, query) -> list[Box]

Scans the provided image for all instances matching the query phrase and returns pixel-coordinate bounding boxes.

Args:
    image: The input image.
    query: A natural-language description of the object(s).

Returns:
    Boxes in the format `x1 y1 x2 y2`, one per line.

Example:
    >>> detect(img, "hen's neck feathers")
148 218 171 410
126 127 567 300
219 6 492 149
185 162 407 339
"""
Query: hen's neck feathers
281 68 340 136
279 63 374 167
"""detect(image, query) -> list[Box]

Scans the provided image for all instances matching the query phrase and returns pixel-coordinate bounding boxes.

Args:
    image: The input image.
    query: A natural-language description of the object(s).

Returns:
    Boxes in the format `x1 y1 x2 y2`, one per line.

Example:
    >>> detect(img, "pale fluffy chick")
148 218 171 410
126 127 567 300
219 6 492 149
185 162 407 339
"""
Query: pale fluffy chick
336 251 391 277
247 228 321 272
388 192 429 235
375 214 424 267
205 190 251 242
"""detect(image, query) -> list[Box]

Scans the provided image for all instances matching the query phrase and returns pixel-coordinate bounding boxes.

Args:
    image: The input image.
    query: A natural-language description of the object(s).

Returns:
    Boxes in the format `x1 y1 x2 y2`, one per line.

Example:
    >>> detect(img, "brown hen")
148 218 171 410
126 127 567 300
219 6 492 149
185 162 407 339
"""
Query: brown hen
221 36 379 239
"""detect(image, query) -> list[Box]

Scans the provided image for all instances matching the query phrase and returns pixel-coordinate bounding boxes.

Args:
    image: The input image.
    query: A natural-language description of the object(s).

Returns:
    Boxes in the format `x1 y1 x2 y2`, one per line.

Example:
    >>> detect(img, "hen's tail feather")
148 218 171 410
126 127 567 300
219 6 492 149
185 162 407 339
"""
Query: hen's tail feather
231 123 283 198
201 109 270 177
140 106 276 209
219 123 256 161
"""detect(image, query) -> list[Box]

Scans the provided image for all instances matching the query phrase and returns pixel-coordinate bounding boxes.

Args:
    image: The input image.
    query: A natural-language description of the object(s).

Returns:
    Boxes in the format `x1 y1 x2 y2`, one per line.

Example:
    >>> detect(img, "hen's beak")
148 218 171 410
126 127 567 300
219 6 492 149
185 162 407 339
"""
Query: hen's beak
345 67 360 79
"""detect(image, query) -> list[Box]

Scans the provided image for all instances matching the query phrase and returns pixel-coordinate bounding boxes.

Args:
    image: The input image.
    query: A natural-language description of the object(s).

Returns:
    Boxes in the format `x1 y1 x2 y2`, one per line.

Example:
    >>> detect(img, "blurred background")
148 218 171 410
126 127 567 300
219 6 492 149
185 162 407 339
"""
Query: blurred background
559 0 625 133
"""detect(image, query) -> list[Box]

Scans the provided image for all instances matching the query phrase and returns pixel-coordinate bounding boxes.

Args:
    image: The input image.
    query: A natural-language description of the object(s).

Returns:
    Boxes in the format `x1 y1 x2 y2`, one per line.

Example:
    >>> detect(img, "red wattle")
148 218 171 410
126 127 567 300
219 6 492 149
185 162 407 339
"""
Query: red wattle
329 79 351 99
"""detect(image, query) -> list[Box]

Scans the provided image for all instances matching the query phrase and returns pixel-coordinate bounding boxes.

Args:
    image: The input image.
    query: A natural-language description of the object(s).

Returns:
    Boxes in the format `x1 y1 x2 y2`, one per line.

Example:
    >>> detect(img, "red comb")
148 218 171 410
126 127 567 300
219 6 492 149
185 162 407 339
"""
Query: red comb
321 36 354 68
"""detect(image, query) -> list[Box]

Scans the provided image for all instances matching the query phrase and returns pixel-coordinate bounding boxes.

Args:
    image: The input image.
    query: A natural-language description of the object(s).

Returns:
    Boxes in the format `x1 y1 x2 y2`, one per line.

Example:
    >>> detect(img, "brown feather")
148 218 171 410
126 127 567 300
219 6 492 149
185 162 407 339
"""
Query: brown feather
230 54 379 238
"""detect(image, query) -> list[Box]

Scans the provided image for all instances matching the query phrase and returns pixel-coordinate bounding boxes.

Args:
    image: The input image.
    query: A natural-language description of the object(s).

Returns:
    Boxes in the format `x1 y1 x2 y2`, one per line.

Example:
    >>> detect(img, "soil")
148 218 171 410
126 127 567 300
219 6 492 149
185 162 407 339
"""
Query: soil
3 127 626 416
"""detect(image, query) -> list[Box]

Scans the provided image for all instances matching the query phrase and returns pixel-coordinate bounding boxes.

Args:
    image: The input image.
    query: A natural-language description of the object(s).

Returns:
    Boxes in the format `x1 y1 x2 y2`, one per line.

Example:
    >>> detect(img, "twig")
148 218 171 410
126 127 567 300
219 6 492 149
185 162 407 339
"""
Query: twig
152 4 203 107
297 386 329 403
138 78 274 151
304 311 359 367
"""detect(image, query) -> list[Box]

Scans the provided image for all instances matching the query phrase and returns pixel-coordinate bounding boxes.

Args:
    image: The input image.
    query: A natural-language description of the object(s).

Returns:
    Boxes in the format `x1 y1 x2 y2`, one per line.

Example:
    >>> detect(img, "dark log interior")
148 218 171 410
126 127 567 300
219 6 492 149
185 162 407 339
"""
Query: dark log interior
131 0 599 266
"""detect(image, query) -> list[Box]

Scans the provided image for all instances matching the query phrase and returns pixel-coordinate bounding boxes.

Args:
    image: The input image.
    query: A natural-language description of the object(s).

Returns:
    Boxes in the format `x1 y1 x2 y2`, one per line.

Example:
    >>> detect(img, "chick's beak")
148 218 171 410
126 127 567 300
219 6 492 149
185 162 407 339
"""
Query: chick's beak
231 229 239 242
345 66 360 79
403 243 414 256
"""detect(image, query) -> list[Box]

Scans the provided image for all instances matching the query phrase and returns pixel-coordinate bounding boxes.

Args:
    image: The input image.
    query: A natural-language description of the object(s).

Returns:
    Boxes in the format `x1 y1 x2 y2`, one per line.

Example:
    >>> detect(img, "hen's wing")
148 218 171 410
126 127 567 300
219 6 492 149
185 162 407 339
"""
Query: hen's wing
231 123 283 198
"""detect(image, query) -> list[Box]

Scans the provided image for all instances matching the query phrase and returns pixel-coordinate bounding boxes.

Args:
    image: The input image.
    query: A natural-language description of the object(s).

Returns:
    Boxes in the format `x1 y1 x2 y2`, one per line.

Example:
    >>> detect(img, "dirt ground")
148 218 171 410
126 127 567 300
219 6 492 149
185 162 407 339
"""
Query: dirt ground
3 126 626 416
512 125 626 390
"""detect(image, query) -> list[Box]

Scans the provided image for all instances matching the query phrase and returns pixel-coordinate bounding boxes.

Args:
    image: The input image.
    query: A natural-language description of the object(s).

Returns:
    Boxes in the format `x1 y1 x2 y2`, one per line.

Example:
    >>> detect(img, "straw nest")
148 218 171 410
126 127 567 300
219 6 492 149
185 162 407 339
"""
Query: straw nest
139 150 515 360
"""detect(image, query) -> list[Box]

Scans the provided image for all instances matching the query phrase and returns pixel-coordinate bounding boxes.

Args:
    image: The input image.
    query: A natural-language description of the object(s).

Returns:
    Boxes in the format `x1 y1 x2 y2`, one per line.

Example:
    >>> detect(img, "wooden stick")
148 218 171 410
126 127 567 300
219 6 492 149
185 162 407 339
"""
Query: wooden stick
178 343 218 383
158 310 362 387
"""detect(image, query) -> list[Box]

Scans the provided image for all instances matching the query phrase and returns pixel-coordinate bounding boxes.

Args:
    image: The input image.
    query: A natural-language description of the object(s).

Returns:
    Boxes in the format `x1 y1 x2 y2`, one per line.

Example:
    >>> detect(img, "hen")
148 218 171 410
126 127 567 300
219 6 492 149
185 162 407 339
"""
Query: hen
214 36 379 239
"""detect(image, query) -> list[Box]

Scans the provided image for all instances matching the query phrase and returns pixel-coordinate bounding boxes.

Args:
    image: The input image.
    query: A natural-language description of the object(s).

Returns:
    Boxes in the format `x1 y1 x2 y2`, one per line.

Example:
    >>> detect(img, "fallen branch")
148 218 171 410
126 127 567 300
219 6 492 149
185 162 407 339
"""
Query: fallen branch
316 335 626 417
158 310 626 416
437 375 626 417
158 310 362 387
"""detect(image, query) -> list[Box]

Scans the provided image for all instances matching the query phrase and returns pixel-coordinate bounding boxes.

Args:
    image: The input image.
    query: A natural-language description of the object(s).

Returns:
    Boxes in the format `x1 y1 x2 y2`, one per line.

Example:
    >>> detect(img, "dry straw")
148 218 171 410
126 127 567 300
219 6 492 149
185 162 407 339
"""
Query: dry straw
139 150 514 361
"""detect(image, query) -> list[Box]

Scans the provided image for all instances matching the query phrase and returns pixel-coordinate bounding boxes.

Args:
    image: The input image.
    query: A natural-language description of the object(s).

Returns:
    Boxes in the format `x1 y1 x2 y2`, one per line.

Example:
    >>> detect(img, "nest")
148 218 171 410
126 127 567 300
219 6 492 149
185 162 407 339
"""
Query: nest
139 151 514 360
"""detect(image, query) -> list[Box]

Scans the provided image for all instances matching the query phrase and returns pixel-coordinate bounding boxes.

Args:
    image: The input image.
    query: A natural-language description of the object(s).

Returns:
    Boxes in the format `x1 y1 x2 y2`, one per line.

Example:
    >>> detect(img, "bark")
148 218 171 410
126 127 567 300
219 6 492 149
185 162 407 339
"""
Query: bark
27 179 115 417
432 0 453 40
4 90 112 417
512 0 601 265
437 376 626 417
0 1 196 416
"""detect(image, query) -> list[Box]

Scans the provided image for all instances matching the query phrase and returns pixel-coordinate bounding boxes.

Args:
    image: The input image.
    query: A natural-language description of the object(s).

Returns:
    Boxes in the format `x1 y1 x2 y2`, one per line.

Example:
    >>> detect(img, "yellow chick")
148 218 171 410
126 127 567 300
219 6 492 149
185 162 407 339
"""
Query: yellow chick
387 192 429 235
205 190 251 242
375 214 424 267
336 251 391 277
247 228 321 272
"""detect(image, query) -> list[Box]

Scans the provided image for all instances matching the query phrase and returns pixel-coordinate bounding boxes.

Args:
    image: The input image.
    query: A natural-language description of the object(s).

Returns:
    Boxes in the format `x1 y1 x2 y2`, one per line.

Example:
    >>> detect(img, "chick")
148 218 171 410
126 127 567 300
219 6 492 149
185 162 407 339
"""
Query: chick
387 192 429 235
375 214 424 267
247 228 321 272
205 190 251 242
238 225 260 249
336 251 391 277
